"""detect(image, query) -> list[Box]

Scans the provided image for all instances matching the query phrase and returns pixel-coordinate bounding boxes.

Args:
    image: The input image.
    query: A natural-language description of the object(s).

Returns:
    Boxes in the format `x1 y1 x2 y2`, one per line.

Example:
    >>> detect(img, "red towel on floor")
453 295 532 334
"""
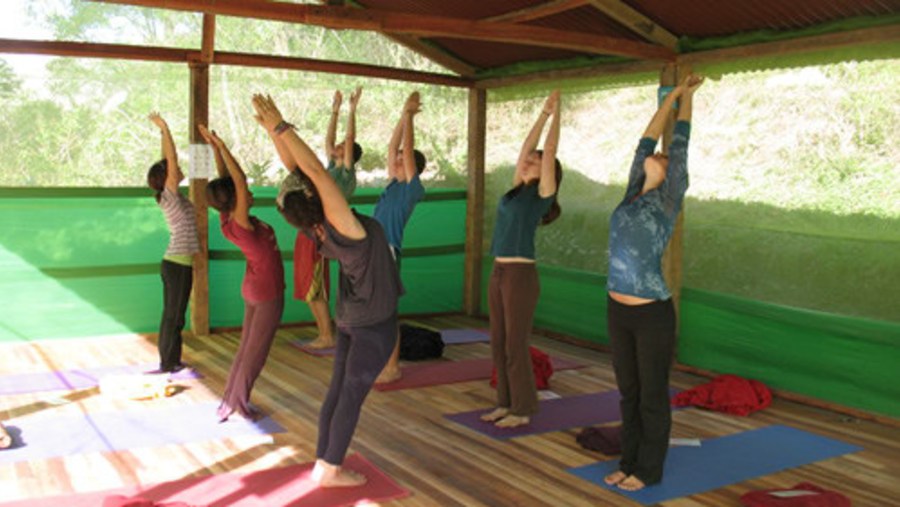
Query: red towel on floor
672 374 771 416
740 482 851 506
102 495 193 507
490 346 554 390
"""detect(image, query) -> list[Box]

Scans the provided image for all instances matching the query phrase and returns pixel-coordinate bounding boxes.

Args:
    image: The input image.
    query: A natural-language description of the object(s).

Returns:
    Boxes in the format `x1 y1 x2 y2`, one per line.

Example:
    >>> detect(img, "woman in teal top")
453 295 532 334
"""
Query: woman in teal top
481 91 563 429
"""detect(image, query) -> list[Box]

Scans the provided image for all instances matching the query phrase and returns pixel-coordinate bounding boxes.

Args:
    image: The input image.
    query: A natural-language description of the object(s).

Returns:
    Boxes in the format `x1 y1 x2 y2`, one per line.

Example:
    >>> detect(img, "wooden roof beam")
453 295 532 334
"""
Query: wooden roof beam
585 0 679 51
198 13 215 63
0 39 472 87
485 0 589 24
90 0 675 61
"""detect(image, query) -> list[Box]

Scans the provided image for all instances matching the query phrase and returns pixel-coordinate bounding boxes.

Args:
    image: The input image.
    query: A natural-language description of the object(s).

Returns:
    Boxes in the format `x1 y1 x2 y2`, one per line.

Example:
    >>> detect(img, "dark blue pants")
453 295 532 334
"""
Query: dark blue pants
159 260 192 371
317 315 396 465
607 295 676 485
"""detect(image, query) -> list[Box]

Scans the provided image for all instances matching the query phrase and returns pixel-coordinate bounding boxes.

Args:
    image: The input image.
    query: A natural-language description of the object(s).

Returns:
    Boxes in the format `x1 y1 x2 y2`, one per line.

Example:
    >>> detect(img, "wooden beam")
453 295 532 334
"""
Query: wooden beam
189 62 210 337
0 38 189 62
585 0 679 50
463 88 487 316
485 0 588 23
477 58 661 89
91 0 675 60
679 24 900 66
199 14 215 63
0 39 471 87
213 51 472 87
659 63 683 332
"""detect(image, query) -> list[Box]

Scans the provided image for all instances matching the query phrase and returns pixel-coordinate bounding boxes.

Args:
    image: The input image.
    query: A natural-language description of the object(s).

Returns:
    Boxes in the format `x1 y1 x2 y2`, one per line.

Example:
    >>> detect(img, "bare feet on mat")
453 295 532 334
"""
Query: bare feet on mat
479 407 508 422
312 460 367 488
306 336 335 349
375 367 402 384
494 415 530 428
604 470 627 485
617 475 646 491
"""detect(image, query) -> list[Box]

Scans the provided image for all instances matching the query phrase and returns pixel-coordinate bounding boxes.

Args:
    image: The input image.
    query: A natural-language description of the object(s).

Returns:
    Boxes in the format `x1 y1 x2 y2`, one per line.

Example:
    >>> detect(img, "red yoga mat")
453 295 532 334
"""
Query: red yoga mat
374 356 586 392
0 454 408 507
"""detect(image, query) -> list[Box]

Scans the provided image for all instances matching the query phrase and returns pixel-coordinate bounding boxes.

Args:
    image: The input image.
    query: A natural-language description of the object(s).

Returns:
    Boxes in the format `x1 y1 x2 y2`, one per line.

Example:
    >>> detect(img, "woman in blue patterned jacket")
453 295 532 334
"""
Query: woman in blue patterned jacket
604 74 704 492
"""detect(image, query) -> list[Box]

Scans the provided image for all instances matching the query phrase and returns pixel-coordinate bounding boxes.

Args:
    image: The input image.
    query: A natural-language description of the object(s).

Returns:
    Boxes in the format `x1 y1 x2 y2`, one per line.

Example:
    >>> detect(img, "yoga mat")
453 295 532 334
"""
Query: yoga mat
289 340 336 357
0 453 408 507
0 401 284 464
0 364 202 395
567 425 862 505
374 356 586 392
445 388 679 439
440 328 490 345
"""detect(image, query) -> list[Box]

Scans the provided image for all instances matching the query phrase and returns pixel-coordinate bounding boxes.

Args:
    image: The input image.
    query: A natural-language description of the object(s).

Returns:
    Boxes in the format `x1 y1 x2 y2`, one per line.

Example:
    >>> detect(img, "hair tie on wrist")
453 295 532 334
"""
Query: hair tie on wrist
274 120 295 134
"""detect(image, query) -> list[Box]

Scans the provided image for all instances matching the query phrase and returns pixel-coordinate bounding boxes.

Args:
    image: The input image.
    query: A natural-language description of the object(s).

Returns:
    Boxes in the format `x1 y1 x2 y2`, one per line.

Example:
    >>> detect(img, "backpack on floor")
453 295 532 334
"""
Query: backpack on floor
399 324 444 361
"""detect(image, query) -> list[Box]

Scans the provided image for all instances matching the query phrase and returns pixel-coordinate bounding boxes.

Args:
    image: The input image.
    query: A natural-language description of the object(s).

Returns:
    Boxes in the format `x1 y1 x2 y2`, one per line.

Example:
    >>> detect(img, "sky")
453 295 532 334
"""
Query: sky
1 1 54 88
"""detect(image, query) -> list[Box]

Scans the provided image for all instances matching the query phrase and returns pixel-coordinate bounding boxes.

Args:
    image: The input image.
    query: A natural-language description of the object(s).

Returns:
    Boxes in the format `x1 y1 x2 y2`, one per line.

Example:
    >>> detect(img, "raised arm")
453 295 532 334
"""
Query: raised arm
515 93 554 187
539 91 560 198
253 94 365 240
200 125 252 230
149 112 180 192
256 113 298 173
641 85 683 142
386 108 403 181
325 90 341 162
401 91 421 183
198 124 227 178
677 74 703 123
343 86 362 169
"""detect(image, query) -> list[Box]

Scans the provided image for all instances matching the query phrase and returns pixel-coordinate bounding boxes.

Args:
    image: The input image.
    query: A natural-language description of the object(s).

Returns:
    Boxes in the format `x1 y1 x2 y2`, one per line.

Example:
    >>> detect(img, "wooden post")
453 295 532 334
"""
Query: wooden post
189 60 210 336
660 63 686 322
463 88 486 316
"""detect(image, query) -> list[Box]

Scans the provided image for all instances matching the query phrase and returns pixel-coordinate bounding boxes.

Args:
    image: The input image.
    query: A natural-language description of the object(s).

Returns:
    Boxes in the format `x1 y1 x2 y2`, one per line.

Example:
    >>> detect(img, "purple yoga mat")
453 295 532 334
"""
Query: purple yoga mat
0 401 284 464
374 356 586 392
440 328 490 345
444 388 680 439
0 364 202 395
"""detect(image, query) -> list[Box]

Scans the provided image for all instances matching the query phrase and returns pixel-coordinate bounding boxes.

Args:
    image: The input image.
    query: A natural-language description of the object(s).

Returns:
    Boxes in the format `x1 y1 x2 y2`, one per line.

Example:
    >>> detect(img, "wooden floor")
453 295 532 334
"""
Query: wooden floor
1 315 899 506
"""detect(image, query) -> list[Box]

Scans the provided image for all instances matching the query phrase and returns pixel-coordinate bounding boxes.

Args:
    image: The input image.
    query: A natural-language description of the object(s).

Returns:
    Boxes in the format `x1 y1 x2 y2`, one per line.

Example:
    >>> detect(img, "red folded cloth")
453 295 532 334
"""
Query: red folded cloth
490 346 554 390
740 482 852 506
672 374 771 416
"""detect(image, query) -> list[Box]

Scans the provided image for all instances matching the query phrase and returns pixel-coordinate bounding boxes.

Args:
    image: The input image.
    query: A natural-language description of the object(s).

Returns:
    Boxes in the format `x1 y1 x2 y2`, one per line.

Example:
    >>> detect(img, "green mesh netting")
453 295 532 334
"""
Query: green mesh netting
0 186 466 341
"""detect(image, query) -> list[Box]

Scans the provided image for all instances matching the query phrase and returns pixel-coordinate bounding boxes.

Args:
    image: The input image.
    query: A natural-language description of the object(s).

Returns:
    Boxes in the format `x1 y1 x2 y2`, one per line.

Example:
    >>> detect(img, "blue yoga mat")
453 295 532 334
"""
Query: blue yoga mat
568 425 862 505
0 401 284 464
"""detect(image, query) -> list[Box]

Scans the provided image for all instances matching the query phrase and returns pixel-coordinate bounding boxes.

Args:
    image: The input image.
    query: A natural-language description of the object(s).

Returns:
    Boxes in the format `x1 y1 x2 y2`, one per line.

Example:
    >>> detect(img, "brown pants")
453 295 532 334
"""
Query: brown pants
488 262 540 416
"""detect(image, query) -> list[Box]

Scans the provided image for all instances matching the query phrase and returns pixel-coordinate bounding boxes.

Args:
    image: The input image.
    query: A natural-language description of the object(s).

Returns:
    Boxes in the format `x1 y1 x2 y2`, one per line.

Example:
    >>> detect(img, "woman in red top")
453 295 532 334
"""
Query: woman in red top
199 126 285 422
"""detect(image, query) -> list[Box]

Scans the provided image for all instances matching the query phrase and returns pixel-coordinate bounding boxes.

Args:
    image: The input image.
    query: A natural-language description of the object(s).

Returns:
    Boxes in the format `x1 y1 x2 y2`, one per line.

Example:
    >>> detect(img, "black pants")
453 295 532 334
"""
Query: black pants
607 295 675 485
317 314 397 465
158 260 193 371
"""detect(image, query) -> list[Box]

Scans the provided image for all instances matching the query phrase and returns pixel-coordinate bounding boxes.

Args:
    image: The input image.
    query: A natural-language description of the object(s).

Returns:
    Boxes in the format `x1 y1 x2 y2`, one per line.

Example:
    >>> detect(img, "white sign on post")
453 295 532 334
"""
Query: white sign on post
189 143 214 180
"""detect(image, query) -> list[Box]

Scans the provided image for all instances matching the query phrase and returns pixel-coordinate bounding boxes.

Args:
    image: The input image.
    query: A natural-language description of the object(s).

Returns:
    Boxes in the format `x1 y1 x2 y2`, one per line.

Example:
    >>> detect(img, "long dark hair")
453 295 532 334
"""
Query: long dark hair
206 176 237 213
279 188 325 231
147 159 167 202
505 151 563 225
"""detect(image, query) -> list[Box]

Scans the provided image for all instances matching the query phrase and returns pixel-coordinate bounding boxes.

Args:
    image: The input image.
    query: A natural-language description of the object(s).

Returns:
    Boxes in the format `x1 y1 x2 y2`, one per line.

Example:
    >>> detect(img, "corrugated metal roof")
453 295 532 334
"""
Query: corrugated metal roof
622 0 900 37
427 38 586 69
524 5 646 41
355 0 539 20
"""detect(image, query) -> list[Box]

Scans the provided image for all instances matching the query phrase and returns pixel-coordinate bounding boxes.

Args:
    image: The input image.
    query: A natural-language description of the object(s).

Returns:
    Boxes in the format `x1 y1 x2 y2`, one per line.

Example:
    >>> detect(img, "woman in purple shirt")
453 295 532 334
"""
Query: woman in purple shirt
605 74 704 492
200 125 285 422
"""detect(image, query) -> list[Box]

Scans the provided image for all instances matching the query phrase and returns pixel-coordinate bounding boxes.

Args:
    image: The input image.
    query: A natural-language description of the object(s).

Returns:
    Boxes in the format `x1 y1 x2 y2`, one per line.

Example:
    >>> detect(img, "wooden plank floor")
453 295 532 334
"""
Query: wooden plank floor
1 315 898 506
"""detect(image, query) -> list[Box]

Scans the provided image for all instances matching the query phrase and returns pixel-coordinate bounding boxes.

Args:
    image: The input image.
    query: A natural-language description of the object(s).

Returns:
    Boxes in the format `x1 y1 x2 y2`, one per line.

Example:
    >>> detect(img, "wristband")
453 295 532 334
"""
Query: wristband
274 120 295 135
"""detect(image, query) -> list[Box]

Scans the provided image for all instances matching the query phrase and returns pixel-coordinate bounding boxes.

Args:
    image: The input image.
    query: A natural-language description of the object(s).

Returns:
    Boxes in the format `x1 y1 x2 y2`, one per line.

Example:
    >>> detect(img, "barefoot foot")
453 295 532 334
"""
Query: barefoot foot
375 367 402 384
617 475 646 491
312 460 367 488
604 470 627 485
494 415 530 428
479 407 509 422
306 337 335 350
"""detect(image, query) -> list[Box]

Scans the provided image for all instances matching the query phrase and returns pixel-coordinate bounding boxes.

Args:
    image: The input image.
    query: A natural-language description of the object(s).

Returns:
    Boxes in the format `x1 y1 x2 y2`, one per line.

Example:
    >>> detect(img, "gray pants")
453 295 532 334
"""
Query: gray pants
488 262 540 416
219 295 284 420
317 315 397 465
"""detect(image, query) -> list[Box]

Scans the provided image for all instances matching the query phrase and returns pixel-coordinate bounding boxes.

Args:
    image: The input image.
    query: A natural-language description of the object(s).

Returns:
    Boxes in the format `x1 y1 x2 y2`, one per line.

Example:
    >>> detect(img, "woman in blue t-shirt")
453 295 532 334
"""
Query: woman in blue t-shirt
604 74 704 492
481 91 563 429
